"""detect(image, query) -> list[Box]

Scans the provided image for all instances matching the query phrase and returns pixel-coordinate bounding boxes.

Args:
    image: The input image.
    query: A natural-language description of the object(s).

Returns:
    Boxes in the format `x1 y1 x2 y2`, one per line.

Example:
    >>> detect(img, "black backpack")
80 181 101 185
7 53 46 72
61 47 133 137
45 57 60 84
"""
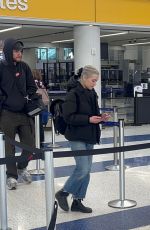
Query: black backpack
50 99 67 135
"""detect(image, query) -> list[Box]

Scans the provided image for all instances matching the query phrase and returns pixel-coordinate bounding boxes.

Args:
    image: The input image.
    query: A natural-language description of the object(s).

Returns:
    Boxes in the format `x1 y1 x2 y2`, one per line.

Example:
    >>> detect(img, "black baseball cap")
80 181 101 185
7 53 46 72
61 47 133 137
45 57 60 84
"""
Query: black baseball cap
13 41 24 52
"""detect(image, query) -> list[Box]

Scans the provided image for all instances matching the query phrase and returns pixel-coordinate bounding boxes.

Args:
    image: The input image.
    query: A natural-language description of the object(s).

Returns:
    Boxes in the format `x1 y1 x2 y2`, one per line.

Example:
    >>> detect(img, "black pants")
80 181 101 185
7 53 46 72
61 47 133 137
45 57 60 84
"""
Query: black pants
0 110 35 179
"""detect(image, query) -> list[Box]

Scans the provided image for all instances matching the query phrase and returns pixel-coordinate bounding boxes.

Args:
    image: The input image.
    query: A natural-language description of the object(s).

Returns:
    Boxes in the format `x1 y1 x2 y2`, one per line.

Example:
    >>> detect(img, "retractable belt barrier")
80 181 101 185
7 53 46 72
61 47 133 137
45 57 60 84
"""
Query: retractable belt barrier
100 107 114 112
0 134 150 163
1 119 150 228
53 142 150 158
101 121 119 126
48 201 58 230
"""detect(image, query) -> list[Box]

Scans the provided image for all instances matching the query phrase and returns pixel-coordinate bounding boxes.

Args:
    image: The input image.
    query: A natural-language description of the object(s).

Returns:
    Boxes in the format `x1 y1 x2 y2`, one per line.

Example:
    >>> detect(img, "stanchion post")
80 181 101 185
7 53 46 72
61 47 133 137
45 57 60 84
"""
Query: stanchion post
48 98 60 148
119 119 125 202
0 132 9 230
110 87 113 107
49 117 60 148
30 115 44 175
105 106 119 171
44 149 55 229
35 115 40 171
113 107 118 165
108 119 137 208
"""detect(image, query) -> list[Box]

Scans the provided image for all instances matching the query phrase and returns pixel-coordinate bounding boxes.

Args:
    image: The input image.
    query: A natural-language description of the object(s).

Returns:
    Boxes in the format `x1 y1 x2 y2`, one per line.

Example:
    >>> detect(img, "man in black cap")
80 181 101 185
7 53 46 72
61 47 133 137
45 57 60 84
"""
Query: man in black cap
0 38 37 190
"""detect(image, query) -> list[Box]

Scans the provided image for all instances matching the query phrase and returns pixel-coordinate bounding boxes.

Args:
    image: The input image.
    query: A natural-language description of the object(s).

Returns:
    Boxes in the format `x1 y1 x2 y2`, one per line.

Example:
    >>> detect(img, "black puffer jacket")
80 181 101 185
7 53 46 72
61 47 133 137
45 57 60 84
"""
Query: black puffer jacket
63 76 101 144
0 38 36 112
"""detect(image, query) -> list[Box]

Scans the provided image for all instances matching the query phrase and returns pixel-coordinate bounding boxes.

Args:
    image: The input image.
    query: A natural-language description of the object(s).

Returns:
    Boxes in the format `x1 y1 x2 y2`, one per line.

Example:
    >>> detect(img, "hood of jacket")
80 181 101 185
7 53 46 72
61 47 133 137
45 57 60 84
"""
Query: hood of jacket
67 74 80 91
3 38 23 66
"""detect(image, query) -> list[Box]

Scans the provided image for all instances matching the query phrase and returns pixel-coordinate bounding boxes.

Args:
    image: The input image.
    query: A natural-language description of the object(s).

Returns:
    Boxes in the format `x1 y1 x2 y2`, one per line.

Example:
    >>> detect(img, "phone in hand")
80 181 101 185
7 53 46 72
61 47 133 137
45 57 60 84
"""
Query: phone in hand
102 113 111 119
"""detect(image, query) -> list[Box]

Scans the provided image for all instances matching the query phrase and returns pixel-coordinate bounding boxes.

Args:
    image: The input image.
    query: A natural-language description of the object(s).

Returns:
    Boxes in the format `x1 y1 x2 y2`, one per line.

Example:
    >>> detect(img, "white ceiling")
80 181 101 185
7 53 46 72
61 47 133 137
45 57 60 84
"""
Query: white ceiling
1 19 150 47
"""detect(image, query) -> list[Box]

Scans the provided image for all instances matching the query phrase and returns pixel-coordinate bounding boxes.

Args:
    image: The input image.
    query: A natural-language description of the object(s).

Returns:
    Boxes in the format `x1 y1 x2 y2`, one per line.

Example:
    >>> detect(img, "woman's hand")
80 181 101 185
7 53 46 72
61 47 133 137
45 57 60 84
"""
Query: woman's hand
89 113 111 124
101 113 111 122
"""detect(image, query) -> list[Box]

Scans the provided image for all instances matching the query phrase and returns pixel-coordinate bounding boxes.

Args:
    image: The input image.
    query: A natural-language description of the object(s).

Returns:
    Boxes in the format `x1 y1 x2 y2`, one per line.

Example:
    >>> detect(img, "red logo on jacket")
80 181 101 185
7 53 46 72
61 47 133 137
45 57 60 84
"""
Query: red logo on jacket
16 72 21 77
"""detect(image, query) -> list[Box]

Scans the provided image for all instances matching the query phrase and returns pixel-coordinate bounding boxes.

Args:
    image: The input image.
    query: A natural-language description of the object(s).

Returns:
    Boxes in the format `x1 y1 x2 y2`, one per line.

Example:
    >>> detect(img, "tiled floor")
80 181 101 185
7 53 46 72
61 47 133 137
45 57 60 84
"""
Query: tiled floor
3 121 150 230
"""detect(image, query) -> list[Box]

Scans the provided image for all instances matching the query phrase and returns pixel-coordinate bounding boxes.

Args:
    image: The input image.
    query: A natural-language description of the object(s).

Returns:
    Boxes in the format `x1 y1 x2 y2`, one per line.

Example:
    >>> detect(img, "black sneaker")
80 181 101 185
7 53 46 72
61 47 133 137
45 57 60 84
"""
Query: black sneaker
71 199 92 213
55 190 69 211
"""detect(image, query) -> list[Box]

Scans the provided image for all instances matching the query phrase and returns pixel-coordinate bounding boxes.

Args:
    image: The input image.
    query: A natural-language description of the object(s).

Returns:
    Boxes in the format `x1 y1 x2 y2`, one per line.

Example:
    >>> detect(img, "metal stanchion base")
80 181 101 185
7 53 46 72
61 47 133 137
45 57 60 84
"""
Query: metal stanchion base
30 169 45 175
108 199 137 209
105 165 120 171
105 165 130 171
48 143 61 148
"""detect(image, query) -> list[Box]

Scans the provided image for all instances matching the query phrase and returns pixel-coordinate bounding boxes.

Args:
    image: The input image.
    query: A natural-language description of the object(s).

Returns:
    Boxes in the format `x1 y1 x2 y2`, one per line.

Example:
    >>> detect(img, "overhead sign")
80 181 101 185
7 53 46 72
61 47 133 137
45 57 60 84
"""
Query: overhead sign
0 0 150 26
96 0 150 26
0 0 28 11
0 0 95 22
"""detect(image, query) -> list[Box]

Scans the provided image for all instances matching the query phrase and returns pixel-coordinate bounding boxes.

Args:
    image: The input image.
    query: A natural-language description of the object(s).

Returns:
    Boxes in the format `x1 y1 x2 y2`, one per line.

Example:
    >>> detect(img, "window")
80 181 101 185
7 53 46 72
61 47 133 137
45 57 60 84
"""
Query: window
64 48 74 60
40 48 47 60
48 48 56 60
37 48 56 61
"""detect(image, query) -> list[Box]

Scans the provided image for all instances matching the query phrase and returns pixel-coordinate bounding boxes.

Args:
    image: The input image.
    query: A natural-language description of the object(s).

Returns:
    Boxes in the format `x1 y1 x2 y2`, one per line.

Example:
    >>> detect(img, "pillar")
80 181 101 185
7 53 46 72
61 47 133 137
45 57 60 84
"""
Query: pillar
74 26 101 106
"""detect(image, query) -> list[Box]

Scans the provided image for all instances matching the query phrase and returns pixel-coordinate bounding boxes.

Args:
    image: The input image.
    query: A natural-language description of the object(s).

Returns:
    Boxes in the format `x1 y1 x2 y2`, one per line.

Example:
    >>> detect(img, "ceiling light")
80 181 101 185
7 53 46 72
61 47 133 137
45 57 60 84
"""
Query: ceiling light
138 38 148 41
100 32 128 38
51 39 74 44
0 26 22 33
122 41 150 46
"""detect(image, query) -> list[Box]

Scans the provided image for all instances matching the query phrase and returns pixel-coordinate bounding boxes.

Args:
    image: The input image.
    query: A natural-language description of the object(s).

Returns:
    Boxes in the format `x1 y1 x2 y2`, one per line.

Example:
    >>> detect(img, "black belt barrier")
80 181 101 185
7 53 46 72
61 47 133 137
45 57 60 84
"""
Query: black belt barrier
0 136 150 164
53 142 150 158
48 201 58 230
1 134 150 230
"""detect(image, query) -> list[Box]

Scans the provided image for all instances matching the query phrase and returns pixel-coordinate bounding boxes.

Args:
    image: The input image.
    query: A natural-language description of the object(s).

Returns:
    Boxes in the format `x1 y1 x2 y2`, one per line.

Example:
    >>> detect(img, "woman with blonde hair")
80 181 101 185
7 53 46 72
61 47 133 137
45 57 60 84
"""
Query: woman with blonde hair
56 65 110 213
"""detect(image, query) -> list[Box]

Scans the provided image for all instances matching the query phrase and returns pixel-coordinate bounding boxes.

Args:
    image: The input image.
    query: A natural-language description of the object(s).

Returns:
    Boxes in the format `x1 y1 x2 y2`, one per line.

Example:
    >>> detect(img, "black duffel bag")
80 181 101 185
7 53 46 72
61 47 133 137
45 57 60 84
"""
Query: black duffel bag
24 94 45 117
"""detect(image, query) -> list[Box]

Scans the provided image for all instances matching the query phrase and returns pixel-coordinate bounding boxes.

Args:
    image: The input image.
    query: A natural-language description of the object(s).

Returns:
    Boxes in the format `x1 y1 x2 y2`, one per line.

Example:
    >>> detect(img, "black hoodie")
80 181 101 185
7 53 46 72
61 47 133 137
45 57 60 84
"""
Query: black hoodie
0 38 36 112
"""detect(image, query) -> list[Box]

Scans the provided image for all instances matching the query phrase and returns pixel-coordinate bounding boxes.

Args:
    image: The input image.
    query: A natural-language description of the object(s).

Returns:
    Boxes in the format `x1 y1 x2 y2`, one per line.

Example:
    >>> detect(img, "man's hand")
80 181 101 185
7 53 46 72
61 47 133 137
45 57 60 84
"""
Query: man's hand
89 116 103 124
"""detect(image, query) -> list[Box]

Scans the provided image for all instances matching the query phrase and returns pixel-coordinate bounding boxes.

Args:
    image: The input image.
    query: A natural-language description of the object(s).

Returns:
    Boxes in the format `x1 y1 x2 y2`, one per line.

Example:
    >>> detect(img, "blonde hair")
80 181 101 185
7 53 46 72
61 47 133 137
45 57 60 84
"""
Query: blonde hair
32 69 42 81
81 65 99 79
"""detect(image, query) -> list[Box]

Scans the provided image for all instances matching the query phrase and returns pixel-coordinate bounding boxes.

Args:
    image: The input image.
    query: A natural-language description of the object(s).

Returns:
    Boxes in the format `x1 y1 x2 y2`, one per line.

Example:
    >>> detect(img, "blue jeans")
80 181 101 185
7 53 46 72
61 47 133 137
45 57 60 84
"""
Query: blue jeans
63 141 93 199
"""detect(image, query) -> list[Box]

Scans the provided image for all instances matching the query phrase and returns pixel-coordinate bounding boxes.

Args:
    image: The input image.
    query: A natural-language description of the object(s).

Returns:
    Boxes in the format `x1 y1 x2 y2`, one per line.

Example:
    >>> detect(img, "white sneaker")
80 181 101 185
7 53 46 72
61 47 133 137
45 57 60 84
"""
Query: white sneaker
7 177 17 190
18 168 32 183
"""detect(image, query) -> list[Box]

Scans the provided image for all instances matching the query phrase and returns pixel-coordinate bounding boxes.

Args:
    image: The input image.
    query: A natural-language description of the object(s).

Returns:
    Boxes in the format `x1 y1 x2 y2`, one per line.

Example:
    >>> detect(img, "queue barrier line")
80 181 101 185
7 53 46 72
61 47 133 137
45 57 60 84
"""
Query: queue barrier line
48 201 58 230
1 119 150 228
1 134 150 163
100 107 114 112
101 121 119 126
53 141 150 158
